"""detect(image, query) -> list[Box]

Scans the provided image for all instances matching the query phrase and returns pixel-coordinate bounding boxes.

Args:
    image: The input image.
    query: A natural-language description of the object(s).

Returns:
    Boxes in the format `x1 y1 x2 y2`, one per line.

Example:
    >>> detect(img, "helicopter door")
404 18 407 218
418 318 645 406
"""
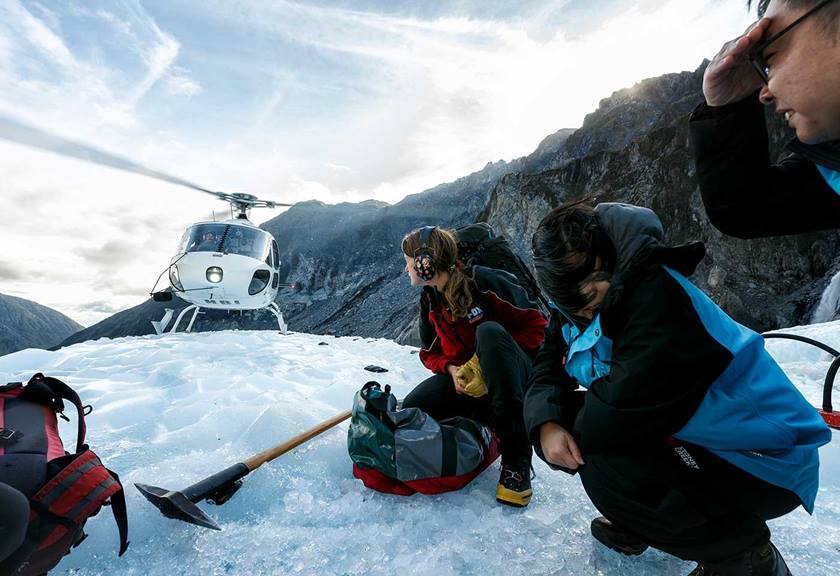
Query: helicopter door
271 239 280 289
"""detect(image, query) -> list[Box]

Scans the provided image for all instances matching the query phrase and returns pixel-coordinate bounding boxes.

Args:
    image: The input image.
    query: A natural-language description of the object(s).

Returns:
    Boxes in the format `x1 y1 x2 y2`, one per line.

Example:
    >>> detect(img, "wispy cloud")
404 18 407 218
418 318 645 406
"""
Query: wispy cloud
165 66 202 96
0 260 24 281
78 240 138 267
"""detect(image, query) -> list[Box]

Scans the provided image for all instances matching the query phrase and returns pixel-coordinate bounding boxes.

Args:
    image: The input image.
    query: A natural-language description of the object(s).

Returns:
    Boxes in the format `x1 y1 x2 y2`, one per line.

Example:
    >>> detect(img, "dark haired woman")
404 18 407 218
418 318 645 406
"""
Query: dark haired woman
401 226 548 506
526 202 831 575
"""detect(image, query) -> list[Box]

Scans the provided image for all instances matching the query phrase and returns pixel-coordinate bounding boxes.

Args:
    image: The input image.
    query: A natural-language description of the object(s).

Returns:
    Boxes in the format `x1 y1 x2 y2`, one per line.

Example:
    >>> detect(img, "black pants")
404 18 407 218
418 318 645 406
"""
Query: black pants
0 481 29 563
578 441 801 564
403 321 533 464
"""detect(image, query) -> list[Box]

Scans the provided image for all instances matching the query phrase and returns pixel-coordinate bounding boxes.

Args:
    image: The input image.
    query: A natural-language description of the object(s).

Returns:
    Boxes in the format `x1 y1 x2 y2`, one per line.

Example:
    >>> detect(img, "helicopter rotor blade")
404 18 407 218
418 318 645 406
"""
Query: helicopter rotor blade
0 115 290 207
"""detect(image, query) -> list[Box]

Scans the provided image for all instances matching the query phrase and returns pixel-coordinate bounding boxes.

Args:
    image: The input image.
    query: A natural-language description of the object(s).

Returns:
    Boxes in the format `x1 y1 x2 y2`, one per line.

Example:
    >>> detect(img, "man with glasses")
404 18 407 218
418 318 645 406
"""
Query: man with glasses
690 0 840 238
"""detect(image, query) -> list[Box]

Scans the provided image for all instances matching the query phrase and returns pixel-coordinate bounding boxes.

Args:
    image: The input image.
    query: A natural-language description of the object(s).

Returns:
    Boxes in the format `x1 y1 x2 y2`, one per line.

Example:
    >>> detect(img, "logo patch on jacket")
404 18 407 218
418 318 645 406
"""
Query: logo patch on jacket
466 306 484 323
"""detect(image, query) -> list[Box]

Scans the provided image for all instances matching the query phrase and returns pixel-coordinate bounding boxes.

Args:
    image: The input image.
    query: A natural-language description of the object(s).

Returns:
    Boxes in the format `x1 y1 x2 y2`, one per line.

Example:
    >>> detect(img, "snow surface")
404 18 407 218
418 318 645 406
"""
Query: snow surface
0 325 839 576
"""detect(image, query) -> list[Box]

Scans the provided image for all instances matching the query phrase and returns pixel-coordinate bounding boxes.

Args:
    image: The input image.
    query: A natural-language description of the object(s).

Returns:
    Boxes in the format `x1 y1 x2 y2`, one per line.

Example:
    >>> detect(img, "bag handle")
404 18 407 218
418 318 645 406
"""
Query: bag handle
20 373 87 453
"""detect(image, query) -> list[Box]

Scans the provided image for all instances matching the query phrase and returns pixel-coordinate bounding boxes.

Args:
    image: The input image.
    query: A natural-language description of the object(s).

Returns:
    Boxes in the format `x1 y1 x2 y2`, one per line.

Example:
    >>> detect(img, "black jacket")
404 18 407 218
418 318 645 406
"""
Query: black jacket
524 204 731 466
689 95 840 238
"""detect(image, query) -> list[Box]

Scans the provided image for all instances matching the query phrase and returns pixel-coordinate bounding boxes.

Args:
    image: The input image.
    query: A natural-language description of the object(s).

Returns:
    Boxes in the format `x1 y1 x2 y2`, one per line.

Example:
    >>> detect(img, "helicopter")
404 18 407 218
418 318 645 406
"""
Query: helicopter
0 115 299 334
151 192 296 334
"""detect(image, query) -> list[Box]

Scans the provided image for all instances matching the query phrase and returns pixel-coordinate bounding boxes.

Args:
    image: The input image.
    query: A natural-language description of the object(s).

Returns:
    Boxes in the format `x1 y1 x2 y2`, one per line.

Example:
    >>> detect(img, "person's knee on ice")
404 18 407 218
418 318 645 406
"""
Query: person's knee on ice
0 481 30 563
401 226 547 507
527 201 831 568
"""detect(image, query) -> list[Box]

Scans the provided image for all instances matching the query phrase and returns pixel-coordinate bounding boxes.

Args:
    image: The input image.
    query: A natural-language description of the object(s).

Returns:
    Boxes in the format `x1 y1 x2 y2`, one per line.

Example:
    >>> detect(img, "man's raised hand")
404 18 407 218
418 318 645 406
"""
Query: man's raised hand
703 19 771 107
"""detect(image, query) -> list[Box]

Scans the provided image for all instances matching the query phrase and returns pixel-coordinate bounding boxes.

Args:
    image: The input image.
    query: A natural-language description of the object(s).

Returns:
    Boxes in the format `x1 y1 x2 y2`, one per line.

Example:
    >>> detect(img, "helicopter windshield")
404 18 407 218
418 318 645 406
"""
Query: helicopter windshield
181 224 270 260
224 226 270 260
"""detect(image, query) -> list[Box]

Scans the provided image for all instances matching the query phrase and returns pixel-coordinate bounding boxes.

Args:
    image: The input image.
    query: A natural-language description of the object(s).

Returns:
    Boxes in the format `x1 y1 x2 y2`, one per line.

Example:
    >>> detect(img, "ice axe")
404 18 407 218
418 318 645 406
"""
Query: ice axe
136 409 351 530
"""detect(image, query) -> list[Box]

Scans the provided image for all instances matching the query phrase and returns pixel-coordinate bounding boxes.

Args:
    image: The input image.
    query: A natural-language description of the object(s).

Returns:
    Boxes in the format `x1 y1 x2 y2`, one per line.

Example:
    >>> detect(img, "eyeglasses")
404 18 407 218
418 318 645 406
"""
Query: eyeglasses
748 0 837 84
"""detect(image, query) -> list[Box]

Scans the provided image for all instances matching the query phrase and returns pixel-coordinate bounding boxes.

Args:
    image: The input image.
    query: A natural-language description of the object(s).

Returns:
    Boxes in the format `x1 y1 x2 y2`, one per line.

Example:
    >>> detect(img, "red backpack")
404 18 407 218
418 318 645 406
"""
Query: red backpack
0 373 129 576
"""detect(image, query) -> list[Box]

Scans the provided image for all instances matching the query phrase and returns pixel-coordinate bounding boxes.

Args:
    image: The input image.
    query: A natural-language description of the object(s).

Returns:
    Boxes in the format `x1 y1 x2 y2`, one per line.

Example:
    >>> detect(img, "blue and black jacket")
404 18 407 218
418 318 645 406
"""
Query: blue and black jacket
524 203 832 512
689 94 840 238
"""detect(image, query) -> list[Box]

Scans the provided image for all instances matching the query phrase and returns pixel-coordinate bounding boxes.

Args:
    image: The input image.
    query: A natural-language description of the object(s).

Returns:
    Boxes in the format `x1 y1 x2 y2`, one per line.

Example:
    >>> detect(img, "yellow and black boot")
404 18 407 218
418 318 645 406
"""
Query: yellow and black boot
495 460 532 507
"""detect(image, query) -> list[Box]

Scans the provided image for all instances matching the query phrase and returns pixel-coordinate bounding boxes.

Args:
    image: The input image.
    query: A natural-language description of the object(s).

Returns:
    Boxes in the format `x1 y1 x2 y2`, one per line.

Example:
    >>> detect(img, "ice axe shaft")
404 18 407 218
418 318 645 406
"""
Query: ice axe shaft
136 409 352 530
243 409 351 471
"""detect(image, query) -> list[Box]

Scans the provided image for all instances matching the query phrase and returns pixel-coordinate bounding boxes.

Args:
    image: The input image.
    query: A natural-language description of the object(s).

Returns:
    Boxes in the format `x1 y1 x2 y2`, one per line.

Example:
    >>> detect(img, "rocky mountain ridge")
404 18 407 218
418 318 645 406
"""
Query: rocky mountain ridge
55 61 840 349
0 293 82 356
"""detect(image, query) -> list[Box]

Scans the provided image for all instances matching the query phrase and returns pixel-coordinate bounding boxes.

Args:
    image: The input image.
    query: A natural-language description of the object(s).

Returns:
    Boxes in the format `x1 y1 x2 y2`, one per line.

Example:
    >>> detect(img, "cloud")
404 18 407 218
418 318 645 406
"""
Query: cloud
78 240 138 267
79 299 125 315
189 0 750 204
99 277 151 298
0 260 24 281
165 67 202 97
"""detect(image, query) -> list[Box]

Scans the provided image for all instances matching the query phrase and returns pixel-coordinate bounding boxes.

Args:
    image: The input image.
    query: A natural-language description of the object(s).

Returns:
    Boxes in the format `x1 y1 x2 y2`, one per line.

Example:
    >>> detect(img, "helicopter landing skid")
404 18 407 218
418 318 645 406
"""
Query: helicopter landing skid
152 308 175 335
269 302 288 334
152 303 287 334
152 304 202 335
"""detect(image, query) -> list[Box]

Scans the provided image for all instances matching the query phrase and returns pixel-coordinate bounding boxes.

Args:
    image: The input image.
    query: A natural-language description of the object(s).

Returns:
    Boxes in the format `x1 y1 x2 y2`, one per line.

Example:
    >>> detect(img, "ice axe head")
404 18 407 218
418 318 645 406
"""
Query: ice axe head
135 483 221 530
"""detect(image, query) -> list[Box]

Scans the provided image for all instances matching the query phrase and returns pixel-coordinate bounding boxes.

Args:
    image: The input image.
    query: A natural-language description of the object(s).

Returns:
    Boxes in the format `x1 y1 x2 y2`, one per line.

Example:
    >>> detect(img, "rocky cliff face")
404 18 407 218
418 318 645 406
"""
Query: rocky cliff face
275 62 839 341
56 158 526 348
484 63 839 332
57 62 840 350
0 293 82 356
263 159 525 344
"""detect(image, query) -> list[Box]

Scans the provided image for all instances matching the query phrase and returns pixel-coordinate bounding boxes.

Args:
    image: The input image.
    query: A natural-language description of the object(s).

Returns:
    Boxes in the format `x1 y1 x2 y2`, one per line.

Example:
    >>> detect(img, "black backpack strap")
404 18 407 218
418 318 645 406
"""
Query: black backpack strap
106 469 130 556
439 425 458 477
20 373 87 453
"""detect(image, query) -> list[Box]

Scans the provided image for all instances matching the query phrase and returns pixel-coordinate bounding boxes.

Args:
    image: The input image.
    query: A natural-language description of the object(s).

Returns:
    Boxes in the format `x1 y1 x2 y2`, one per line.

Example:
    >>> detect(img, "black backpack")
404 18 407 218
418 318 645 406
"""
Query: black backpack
454 222 546 309
0 374 129 576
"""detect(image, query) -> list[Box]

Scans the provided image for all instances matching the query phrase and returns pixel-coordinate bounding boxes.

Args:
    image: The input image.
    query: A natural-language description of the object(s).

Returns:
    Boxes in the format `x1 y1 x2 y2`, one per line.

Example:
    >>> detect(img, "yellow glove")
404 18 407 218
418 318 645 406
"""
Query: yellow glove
455 354 487 397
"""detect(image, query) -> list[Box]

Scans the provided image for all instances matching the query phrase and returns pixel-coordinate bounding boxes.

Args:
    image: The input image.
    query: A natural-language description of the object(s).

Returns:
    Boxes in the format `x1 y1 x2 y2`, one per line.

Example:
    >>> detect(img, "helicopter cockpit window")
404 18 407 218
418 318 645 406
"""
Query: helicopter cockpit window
183 224 228 253
181 224 270 259
225 227 270 260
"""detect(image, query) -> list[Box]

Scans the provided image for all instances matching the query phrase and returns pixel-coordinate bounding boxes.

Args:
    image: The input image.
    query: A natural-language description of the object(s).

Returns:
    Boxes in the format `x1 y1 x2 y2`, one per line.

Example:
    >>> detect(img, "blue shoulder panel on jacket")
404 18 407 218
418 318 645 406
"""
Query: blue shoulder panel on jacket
817 165 840 197
664 267 831 513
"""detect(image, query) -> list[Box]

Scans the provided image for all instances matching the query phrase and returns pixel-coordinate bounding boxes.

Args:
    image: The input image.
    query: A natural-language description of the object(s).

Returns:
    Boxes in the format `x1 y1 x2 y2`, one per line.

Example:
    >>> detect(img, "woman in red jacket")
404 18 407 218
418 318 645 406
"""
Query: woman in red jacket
401 226 548 507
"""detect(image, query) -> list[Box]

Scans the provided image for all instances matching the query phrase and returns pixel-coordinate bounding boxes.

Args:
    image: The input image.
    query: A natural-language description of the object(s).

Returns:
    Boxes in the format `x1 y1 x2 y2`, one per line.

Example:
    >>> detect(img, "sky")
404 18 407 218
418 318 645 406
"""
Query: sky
0 0 754 326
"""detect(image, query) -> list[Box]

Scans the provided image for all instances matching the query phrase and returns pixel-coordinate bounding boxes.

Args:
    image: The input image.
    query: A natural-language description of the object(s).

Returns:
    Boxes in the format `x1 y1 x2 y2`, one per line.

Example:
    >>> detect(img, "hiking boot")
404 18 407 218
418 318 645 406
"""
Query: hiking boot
590 516 649 556
685 541 792 576
495 460 532 507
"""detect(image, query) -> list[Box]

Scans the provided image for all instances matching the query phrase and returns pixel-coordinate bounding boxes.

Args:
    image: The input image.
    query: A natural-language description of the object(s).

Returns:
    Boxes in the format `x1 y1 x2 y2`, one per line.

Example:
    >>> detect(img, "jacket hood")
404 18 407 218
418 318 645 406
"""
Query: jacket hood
594 203 663 277
594 202 705 309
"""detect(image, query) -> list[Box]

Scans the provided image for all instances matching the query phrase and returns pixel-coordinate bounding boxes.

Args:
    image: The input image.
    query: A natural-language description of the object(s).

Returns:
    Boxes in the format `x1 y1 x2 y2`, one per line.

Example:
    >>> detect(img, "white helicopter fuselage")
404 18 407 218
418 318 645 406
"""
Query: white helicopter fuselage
171 252 277 309
168 219 281 310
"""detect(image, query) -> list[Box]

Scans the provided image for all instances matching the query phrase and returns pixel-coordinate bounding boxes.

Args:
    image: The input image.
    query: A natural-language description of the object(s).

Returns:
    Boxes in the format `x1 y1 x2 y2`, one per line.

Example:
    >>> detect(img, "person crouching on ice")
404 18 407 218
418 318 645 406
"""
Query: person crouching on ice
526 202 831 575
401 226 548 507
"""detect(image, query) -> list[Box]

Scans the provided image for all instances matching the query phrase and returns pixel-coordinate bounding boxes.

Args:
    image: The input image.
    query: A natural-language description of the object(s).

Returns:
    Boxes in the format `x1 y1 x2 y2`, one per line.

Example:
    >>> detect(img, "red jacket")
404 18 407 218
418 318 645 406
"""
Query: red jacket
419 267 548 374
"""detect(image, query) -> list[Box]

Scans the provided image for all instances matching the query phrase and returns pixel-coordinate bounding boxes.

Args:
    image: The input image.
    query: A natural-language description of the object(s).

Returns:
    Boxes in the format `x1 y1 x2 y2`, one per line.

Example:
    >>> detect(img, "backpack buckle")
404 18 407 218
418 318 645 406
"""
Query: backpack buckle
0 427 22 444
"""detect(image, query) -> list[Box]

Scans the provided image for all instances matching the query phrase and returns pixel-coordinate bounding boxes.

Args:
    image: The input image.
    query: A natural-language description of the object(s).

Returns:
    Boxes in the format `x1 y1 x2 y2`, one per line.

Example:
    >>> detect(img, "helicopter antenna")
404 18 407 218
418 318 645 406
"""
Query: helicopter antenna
0 115 295 216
